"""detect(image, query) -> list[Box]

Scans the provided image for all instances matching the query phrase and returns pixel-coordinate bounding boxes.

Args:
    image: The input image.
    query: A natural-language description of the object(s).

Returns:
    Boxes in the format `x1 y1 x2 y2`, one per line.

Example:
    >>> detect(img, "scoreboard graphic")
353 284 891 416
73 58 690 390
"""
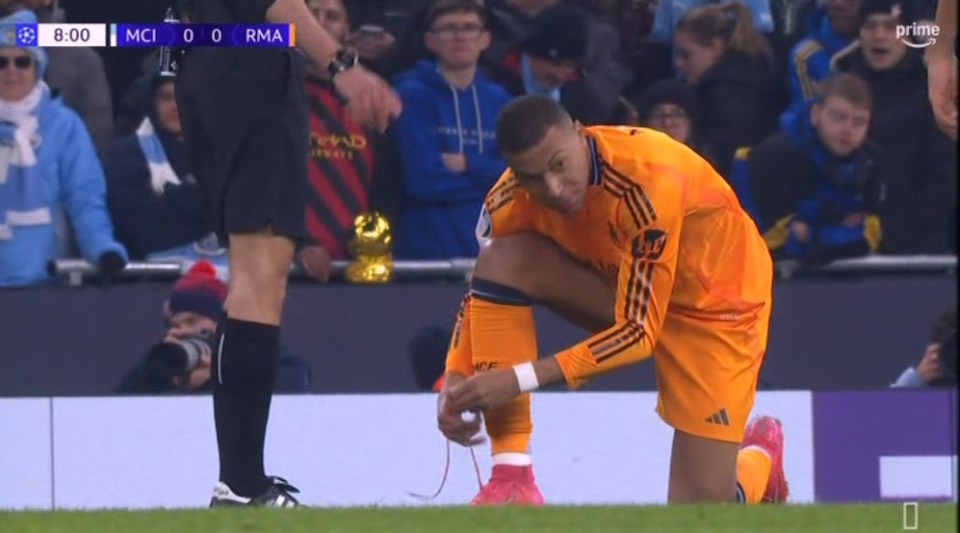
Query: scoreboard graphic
10 22 295 48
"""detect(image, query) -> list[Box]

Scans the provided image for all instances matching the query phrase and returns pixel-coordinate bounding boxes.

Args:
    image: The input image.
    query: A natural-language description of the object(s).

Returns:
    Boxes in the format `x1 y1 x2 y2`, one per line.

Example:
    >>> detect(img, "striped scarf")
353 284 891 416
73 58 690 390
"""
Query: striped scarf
0 82 51 240
135 116 227 263
136 116 182 195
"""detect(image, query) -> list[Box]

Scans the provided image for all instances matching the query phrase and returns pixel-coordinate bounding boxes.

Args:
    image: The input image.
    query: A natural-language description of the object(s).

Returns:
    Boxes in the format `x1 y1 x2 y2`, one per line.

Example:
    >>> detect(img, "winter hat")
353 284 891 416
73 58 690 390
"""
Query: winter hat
858 0 916 26
522 2 588 64
0 10 48 78
165 260 227 320
635 79 700 123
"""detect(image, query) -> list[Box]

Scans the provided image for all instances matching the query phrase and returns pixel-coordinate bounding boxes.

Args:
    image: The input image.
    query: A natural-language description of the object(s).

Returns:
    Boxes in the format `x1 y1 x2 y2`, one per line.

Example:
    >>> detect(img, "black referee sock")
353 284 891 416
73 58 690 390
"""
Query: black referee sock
212 317 280 498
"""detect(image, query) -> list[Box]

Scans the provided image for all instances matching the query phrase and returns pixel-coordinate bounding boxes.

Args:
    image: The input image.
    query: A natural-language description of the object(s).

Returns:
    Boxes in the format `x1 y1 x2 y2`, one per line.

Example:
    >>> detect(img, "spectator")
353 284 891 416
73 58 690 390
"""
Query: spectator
483 0 628 124
891 304 957 388
788 0 862 103
103 72 225 266
484 0 558 60
0 10 126 286
674 2 781 177
634 79 701 148
115 4 196 138
0 0 114 151
298 0 398 281
115 260 311 394
729 73 883 266
342 0 429 79
391 0 512 259
615 0 673 100
650 0 775 44
834 0 957 254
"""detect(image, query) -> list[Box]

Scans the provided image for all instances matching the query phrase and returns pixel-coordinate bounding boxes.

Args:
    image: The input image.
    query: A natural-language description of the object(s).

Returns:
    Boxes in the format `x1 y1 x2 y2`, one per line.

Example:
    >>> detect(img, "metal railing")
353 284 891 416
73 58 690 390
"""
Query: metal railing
47 254 957 286
48 258 477 285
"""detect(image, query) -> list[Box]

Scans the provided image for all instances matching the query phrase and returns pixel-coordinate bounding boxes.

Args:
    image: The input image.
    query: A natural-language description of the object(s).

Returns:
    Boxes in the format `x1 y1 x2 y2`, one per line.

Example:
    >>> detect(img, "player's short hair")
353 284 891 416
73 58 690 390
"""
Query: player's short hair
496 95 573 155
425 0 486 30
816 73 874 111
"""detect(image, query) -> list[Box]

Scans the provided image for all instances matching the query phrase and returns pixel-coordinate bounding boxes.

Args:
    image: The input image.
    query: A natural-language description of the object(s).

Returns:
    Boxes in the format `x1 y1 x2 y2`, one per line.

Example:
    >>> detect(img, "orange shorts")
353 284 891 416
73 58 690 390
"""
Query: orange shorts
652 303 771 443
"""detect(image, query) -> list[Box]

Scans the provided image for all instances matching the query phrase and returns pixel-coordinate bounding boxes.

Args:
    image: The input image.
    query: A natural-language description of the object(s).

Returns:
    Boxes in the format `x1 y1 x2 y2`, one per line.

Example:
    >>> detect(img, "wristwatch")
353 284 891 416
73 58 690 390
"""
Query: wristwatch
327 49 359 79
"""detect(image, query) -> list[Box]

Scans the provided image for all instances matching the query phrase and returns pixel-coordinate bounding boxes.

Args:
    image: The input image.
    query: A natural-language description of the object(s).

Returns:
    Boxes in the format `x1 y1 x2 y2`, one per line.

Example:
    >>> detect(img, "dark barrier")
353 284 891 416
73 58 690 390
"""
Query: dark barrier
0 274 955 396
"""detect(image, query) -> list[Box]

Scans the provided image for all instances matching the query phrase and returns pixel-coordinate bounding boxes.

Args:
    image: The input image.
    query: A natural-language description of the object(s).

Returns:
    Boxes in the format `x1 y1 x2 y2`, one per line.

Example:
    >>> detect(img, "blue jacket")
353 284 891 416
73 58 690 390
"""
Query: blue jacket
787 8 852 103
0 91 126 286
391 61 512 259
730 98 883 264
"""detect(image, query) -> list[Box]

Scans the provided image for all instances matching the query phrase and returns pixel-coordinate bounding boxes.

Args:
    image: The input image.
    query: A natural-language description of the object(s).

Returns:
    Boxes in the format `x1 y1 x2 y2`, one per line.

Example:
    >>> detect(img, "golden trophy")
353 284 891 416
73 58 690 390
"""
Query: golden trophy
345 211 393 283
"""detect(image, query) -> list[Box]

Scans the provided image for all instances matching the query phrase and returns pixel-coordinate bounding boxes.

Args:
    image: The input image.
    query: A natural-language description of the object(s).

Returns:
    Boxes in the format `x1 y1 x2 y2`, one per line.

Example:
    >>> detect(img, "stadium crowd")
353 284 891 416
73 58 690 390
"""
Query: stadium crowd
0 0 955 288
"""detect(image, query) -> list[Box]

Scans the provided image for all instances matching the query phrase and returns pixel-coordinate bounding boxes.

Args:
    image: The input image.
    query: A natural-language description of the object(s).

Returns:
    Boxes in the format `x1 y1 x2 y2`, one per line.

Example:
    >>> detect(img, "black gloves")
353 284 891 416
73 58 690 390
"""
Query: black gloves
98 251 127 278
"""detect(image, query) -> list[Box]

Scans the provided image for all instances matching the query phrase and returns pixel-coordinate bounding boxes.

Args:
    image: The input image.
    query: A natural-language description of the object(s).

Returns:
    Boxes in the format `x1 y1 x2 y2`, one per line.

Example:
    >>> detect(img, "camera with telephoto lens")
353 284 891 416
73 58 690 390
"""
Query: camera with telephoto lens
145 330 216 389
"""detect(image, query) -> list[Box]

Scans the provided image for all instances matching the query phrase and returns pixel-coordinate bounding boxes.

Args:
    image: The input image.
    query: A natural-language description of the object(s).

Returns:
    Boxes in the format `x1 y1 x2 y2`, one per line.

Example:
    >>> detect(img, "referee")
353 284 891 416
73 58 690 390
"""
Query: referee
174 0 401 507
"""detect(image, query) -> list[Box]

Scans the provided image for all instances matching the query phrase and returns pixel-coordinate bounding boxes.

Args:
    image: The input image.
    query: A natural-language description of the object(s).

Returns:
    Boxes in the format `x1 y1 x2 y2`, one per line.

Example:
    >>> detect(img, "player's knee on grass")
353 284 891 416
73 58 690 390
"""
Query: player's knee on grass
668 430 740 503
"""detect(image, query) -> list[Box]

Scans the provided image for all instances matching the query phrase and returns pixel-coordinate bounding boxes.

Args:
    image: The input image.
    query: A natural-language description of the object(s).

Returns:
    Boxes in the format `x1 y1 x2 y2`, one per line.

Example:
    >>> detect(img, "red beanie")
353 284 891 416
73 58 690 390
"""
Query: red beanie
165 261 227 319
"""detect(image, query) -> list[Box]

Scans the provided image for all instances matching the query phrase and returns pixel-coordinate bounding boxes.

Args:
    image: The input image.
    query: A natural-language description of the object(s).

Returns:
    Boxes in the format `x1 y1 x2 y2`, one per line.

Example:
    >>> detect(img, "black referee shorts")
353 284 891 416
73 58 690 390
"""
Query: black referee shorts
176 48 309 243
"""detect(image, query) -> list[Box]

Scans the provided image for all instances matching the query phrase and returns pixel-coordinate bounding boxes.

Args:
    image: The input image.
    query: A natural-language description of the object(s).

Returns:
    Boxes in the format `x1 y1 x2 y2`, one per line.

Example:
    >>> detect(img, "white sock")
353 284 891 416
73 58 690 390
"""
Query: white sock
493 452 532 466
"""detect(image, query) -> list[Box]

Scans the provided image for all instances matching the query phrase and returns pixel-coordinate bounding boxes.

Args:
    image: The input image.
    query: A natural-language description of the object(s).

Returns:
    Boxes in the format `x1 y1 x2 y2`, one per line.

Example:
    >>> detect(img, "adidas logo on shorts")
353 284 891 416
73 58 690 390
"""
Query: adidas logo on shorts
705 408 730 426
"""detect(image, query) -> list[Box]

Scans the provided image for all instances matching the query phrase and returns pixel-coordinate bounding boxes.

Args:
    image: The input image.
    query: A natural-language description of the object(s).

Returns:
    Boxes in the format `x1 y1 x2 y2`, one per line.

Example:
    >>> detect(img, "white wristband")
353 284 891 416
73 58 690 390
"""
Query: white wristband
513 362 540 393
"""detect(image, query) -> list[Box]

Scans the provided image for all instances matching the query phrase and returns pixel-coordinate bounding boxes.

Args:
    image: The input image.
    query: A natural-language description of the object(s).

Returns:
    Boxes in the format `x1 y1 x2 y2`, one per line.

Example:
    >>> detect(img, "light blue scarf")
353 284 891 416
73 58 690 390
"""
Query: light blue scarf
136 116 183 195
136 116 227 265
0 82 50 240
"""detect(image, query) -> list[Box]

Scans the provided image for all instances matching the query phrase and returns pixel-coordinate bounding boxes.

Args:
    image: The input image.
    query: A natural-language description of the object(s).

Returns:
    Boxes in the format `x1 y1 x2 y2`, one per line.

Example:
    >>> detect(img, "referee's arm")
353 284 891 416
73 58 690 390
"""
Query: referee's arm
264 0 402 131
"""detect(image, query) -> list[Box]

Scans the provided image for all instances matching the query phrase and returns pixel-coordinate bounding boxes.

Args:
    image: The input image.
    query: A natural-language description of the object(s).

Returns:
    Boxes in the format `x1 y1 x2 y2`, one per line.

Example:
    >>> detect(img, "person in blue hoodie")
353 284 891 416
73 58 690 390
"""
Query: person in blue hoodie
728 72 883 266
391 0 512 259
0 10 126 286
787 0 861 104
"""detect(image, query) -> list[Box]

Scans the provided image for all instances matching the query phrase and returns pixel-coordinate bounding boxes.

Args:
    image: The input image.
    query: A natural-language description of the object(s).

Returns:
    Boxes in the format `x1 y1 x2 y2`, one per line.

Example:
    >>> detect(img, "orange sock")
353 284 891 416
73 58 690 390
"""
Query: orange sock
736 446 772 503
468 279 538 456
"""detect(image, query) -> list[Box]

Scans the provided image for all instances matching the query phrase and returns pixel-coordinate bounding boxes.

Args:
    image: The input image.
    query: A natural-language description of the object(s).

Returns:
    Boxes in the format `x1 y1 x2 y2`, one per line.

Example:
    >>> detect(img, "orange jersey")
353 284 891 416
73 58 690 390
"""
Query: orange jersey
477 126 773 387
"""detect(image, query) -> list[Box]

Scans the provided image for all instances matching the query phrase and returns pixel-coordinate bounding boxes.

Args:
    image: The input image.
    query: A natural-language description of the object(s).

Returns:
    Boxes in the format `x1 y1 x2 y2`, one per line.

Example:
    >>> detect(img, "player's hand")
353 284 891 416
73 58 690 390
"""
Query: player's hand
333 66 402 133
298 245 332 282
926 53 958 140
446 367 521 413
437 374 485 446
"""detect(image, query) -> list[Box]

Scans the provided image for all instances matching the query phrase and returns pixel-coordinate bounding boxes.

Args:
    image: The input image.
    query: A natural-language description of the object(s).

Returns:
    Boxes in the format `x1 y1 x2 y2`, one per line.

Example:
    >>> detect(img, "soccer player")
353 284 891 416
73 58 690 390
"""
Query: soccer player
175 0 401 506
437 94 787 505
925 0 957 140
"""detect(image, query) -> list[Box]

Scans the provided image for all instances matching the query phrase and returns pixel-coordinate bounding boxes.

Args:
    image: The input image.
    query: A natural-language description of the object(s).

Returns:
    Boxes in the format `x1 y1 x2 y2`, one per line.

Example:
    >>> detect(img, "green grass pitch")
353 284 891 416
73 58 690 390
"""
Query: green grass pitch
1 503 956 533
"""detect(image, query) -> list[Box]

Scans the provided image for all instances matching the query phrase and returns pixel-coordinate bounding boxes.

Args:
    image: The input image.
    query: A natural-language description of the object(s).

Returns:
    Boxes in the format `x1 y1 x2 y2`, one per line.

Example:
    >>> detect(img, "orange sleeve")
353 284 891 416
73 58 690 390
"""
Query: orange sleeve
476 173 531 246
553 169 684 389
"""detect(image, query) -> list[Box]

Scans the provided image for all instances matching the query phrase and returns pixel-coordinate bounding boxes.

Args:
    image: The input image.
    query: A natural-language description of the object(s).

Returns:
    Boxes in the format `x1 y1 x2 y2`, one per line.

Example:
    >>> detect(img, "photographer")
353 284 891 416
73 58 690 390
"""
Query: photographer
115 261 311 394
891 304 957 388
